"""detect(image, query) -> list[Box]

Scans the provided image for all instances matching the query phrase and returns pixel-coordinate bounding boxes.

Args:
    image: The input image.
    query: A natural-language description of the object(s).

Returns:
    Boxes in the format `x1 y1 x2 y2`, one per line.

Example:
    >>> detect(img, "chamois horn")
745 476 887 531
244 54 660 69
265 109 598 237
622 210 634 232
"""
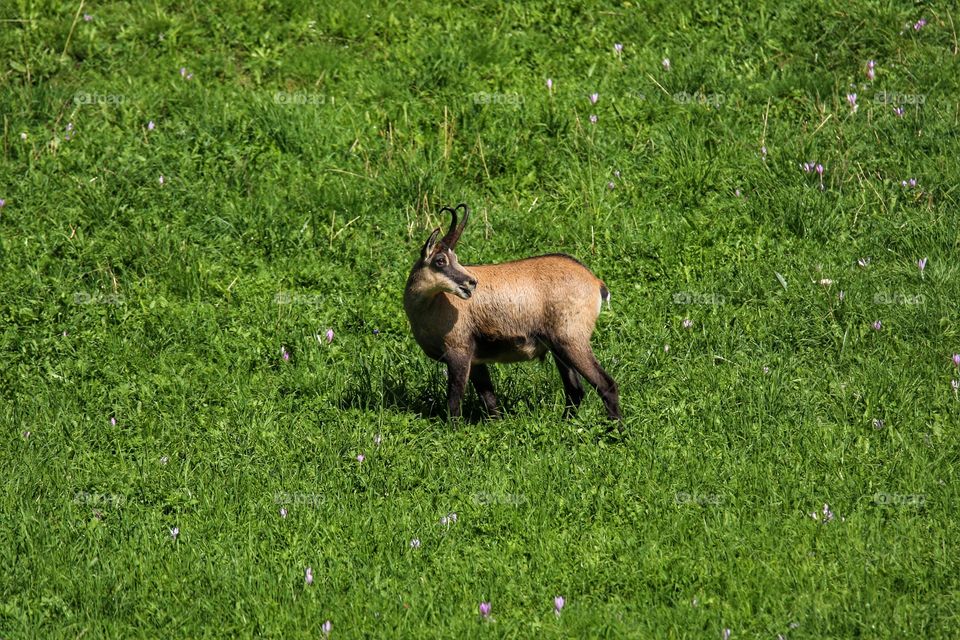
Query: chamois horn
439 203 469 249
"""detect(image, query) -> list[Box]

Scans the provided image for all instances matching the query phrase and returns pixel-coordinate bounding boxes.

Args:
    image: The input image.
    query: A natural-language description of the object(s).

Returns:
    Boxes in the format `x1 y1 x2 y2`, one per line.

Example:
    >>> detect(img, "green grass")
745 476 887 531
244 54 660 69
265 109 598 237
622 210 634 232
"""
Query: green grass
2 1 959 637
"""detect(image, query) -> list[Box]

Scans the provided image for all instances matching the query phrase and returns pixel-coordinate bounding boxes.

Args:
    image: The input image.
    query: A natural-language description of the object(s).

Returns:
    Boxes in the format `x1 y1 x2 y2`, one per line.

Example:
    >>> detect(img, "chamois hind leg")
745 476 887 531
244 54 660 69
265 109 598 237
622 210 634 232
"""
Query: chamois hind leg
553 352 585 418
469 363 500 418
552 341 621 423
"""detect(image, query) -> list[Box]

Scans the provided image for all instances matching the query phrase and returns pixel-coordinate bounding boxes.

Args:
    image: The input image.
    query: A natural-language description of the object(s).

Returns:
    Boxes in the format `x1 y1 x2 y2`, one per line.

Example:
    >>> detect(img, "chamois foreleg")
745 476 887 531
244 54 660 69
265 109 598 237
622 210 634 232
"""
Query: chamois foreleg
469 363 500 418
445 354 472 421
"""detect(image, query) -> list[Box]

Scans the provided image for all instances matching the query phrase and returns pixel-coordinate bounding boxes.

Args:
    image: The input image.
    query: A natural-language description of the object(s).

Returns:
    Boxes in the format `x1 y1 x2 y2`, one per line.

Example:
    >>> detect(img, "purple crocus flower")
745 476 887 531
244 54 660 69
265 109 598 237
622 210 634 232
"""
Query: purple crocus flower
821 504 834 523
918 257 927 272
325 329 334 343
281 347 290 361
723 629 732 640
952 353 960 367
607 181 615 190
614 43 623 54
872 320 882 331
894 106 905 117
305 567 314 585
148 120 155 131
908 178 917 187
357 453 365 463
914 18 927 30
589 93 599 105
410 538 421 548
546 78 553 92
280 507 287 518
682 318 693 329
111 417 116 426
761 145 767 159
847 94 858 111
479 602 492 619
866 60 875 81
589 114 597 124
554 596 565 616
322 621 331 636
662 58 671 71
170 526 179 539
159 175 164 185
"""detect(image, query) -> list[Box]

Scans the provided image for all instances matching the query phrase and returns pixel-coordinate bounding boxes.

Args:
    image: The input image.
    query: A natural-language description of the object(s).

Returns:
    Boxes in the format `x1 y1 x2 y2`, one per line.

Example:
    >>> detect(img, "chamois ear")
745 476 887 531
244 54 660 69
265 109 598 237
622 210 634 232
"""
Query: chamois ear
440 203 470 249
421 227 441 259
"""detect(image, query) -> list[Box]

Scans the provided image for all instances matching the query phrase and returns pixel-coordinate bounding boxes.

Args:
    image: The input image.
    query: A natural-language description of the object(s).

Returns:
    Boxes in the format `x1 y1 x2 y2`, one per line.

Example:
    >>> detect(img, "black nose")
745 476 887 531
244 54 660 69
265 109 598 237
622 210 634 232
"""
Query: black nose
468 278 478 288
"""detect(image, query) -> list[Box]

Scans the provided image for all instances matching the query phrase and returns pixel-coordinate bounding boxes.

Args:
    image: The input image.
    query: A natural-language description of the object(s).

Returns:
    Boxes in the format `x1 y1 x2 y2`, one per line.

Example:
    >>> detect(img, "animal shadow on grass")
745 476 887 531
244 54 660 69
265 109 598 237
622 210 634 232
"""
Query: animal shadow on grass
336 358 621 435
337 363 510 423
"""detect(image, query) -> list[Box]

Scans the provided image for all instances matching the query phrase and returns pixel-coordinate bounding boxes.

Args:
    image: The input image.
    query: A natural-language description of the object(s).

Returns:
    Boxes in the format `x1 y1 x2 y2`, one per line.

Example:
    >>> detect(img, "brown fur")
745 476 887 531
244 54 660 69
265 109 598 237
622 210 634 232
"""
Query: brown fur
403 205 621 424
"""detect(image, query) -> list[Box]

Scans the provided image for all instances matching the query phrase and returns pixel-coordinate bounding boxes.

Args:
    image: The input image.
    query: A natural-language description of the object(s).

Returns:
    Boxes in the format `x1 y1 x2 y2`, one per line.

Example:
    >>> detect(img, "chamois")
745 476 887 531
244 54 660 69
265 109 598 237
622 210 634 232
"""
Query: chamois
403 204 621 424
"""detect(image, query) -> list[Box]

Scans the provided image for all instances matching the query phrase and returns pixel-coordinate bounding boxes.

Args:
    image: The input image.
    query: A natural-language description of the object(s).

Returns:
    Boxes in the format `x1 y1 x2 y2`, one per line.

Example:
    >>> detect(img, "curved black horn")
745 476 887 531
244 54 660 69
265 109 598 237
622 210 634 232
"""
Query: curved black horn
439 203 470 248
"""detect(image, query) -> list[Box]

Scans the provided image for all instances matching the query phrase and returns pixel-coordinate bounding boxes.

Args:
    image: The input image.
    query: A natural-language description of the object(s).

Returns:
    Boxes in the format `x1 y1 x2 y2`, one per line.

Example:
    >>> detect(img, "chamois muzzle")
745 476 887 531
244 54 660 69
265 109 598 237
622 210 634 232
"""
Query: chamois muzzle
456 276 478 299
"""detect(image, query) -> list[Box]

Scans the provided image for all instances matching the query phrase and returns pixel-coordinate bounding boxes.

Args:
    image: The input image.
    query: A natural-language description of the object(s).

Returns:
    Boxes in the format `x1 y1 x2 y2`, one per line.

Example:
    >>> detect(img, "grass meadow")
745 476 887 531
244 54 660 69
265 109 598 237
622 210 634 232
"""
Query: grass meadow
2 1 960 637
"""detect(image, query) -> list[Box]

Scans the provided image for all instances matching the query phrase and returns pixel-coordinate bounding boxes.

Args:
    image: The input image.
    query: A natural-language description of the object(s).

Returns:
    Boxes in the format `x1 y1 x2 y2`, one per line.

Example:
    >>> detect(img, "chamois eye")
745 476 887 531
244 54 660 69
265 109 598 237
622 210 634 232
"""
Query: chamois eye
434 255 447 267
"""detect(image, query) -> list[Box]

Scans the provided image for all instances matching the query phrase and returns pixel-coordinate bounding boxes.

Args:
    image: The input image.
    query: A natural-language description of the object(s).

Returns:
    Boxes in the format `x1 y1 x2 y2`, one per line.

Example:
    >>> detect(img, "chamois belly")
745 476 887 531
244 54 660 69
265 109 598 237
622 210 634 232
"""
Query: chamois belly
474 334 548 364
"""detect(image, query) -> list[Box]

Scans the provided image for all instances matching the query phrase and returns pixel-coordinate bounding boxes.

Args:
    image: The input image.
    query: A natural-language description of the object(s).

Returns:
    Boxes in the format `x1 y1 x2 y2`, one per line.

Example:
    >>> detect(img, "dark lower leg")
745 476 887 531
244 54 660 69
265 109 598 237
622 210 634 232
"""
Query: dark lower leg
554 344 621 422
446 358 471 421
469 364 500 417
554 354 585 418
